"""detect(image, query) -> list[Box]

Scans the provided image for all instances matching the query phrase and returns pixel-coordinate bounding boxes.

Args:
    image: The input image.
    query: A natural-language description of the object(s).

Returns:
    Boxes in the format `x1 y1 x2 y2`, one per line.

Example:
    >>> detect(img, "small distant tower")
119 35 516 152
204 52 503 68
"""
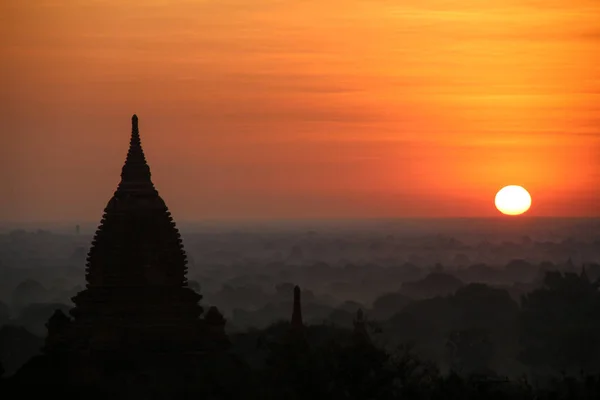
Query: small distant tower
286 285 307 348
204 306 230 350
75 224 80 235
291 285 303 330
581 264 589 281
352 308 371 345
44 309 71 354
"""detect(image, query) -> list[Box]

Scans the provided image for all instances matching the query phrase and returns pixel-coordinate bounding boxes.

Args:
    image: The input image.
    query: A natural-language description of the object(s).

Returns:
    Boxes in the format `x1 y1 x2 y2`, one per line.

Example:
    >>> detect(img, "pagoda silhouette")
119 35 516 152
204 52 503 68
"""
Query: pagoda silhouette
11 115 228 391
67 114 206 354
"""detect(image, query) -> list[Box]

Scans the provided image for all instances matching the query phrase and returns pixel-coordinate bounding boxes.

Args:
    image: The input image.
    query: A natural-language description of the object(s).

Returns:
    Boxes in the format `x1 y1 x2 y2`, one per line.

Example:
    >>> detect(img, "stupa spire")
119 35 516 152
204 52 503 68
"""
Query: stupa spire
76 114 191 290
118 114 154 192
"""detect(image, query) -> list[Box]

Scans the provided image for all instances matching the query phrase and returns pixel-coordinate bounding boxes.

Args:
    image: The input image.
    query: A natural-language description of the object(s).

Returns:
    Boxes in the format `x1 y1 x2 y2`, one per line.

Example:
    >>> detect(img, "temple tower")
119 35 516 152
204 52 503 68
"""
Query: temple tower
65 115 206 354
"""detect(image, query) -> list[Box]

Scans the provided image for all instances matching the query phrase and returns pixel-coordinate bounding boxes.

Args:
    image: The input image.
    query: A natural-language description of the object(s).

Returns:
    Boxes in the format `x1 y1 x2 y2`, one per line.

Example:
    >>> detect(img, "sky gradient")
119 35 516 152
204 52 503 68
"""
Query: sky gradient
1 0 599 222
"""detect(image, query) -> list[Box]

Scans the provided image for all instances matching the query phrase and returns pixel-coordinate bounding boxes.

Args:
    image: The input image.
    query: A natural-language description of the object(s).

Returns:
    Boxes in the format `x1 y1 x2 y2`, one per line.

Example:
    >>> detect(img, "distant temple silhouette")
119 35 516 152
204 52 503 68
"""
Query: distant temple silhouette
287 285 307 346
291 285 303 330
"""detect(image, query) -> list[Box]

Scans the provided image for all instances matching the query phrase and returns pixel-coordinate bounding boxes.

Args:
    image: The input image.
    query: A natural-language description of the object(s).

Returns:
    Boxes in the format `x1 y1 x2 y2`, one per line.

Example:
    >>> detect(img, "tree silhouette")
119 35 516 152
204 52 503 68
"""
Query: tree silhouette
446 328 495 376
322 338 394 400
519 270 600 374
11 279 47 310
371 292 412 320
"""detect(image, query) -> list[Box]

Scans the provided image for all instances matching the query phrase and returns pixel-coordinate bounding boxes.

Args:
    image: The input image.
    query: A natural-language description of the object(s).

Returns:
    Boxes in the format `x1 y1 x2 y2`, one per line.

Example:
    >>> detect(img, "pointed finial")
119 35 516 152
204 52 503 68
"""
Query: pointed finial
131 114 138 135
291 285 303 329
131 114 139 143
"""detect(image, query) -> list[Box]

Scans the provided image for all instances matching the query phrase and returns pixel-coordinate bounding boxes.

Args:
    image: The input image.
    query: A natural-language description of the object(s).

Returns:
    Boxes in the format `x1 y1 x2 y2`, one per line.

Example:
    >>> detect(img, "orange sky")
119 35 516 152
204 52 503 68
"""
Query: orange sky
1 0 599 222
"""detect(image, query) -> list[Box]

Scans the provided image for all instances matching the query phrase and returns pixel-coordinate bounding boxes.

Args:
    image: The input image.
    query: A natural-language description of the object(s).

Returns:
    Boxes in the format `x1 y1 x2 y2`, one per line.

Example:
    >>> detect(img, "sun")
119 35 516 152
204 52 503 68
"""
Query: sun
495 185 532 216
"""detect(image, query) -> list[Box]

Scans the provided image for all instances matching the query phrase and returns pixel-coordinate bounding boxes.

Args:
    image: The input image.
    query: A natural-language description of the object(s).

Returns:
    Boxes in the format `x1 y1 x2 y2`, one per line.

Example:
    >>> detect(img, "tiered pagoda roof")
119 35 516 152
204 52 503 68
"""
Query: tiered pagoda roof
83 114 189 288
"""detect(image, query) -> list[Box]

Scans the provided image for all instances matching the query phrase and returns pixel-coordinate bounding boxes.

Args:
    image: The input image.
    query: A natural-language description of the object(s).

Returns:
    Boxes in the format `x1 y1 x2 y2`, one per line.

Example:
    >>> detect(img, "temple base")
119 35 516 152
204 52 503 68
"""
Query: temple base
45 286 209 354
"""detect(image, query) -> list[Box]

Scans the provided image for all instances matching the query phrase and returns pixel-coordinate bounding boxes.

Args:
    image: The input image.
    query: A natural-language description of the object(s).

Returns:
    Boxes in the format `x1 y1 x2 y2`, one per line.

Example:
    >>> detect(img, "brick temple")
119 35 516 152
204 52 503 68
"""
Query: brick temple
64 114 208 354
13 115 228 389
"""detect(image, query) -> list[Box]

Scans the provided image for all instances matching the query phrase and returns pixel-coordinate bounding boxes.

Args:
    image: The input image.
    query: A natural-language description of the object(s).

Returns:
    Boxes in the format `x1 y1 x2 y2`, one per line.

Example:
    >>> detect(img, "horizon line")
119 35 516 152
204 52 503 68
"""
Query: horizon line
1 215 599 225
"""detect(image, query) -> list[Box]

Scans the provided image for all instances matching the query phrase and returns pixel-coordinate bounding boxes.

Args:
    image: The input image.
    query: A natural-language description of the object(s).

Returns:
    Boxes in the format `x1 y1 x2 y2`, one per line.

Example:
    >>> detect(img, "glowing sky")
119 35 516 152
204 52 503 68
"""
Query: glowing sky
1 0 599 221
